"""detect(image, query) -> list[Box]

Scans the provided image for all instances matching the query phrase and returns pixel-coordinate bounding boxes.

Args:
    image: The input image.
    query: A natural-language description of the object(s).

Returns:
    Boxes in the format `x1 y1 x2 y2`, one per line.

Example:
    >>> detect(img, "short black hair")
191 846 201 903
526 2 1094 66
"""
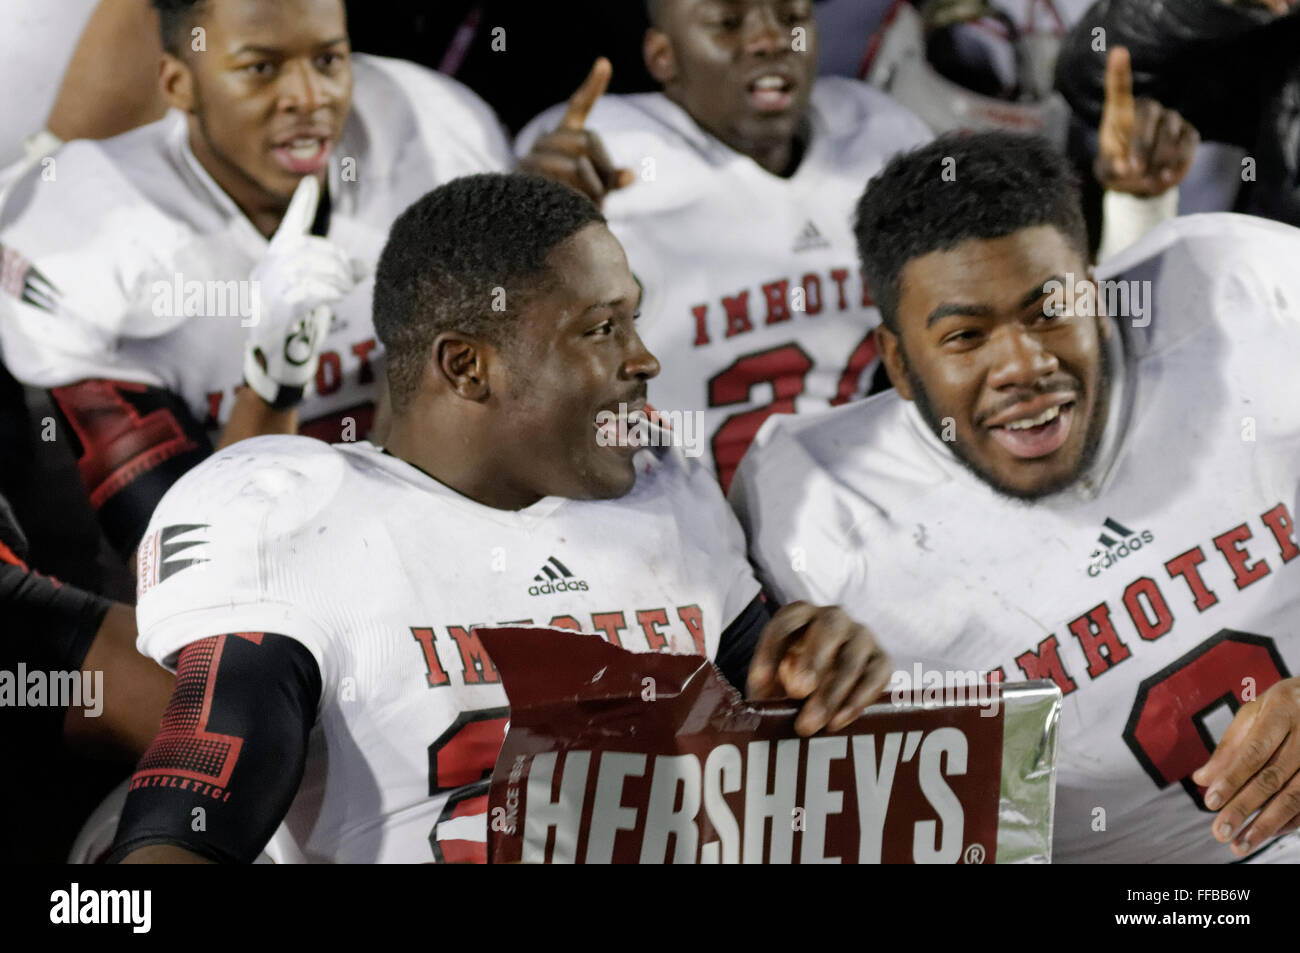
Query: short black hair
152 0 209 56
373 174 606 413
854 131 1088 334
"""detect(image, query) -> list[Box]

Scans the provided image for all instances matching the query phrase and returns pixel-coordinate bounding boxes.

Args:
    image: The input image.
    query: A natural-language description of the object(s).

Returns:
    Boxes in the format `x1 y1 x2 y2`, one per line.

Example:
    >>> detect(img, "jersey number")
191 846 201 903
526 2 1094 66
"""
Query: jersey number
426 708 509 863
1123 630 1290 810
707 334 878 492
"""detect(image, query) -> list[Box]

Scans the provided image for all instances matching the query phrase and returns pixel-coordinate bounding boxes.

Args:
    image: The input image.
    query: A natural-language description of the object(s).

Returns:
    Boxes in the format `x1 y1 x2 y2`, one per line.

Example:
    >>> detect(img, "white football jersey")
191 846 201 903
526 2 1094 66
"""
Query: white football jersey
732 214 1300 864
0 54 511 441
516 80 932 490
134 436 761 863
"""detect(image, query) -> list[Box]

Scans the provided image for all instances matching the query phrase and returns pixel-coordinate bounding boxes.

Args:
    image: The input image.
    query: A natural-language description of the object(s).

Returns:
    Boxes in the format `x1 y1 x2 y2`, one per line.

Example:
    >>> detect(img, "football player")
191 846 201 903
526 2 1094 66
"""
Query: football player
106 174 890 864
731 131 1300 863
517 0 933 491
0 0 514 562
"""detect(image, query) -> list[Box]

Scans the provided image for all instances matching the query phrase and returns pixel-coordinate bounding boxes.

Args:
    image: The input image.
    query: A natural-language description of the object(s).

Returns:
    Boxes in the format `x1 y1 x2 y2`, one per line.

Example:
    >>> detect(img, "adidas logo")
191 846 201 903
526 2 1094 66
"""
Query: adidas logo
1086 518 1154 577
528 555 590 596
792 220 831 253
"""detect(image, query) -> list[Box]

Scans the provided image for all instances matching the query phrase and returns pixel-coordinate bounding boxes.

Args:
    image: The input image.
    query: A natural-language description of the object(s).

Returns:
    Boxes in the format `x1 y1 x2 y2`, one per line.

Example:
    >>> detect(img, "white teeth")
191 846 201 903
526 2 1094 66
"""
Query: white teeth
1004 405 1061 431
286 139 321 159
754 75 786 90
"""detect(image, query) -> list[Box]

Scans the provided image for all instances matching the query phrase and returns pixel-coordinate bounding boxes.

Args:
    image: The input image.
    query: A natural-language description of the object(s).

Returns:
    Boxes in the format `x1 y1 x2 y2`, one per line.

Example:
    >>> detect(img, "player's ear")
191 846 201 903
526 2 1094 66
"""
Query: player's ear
160 53 196 113
433 333 491 401
644 28 678 86
877 324 914 401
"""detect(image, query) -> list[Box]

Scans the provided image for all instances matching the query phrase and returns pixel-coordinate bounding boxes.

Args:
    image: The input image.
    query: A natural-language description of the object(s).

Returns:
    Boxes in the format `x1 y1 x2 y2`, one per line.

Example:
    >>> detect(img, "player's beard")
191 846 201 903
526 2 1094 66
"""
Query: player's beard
904 336 1113 502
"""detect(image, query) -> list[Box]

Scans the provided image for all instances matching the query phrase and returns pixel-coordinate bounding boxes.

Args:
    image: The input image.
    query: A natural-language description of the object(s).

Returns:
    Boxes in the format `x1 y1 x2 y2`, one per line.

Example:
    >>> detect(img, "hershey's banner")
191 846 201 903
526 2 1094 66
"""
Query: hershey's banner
478 626 1061 864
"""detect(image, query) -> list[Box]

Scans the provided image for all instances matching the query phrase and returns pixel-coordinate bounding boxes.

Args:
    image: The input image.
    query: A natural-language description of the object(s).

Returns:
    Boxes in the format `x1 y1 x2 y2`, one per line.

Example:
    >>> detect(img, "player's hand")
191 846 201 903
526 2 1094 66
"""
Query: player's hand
1094 46 1199 197
1192 676 1300 856
519 58 635 207
746 602 892 737
244 176 368 409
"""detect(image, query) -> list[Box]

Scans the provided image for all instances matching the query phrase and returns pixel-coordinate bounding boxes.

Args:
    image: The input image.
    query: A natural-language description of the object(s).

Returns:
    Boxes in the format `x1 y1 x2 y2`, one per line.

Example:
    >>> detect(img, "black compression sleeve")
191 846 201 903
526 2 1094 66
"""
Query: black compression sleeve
0 550 110 676
105 632 322 864
715 594 771 693
49 380 213 559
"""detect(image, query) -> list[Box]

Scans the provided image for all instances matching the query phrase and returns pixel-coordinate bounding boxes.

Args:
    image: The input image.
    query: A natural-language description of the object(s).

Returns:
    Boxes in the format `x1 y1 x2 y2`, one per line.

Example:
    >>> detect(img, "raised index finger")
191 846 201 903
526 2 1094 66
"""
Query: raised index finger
270 175 321 250
560 57 613 132
1099 45 1136 158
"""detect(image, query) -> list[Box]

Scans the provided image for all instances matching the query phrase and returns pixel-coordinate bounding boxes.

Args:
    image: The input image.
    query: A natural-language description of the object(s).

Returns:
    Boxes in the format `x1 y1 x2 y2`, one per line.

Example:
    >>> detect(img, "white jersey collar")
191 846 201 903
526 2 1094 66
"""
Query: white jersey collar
1072 316 1132 500
353 442 570 524
637 89 829 185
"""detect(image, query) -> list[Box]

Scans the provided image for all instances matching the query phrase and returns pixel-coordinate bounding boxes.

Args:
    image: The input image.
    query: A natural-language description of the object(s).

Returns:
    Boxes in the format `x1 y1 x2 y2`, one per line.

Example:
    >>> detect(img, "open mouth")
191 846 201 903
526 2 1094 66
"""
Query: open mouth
987 401 1075 459
747 74 795 112
271 136 333 175
594 400 650 453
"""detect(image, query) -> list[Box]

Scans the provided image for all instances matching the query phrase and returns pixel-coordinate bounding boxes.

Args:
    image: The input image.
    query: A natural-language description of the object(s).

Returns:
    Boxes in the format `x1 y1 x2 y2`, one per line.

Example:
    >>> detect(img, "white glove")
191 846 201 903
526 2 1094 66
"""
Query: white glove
244 176 367 409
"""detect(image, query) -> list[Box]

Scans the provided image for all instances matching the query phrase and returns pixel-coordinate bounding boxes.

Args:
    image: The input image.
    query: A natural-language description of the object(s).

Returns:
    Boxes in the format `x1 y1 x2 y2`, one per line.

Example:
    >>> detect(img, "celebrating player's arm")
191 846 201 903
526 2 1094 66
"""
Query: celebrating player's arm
110 630 321 865
1 495 171 761
1093 46 1199 260
103 445 333 865
518 57 637 208
221 175 368 449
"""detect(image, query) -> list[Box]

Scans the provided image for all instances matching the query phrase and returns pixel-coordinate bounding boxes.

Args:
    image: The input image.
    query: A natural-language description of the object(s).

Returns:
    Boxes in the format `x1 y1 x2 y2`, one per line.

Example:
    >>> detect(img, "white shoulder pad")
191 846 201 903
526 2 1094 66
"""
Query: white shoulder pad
0 132 196 337
813 76 930 139
353 54 513 177
135 436 348 667
630 434 762 624
0 125 210 386
1099 213 1300 357
730 401 902 607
